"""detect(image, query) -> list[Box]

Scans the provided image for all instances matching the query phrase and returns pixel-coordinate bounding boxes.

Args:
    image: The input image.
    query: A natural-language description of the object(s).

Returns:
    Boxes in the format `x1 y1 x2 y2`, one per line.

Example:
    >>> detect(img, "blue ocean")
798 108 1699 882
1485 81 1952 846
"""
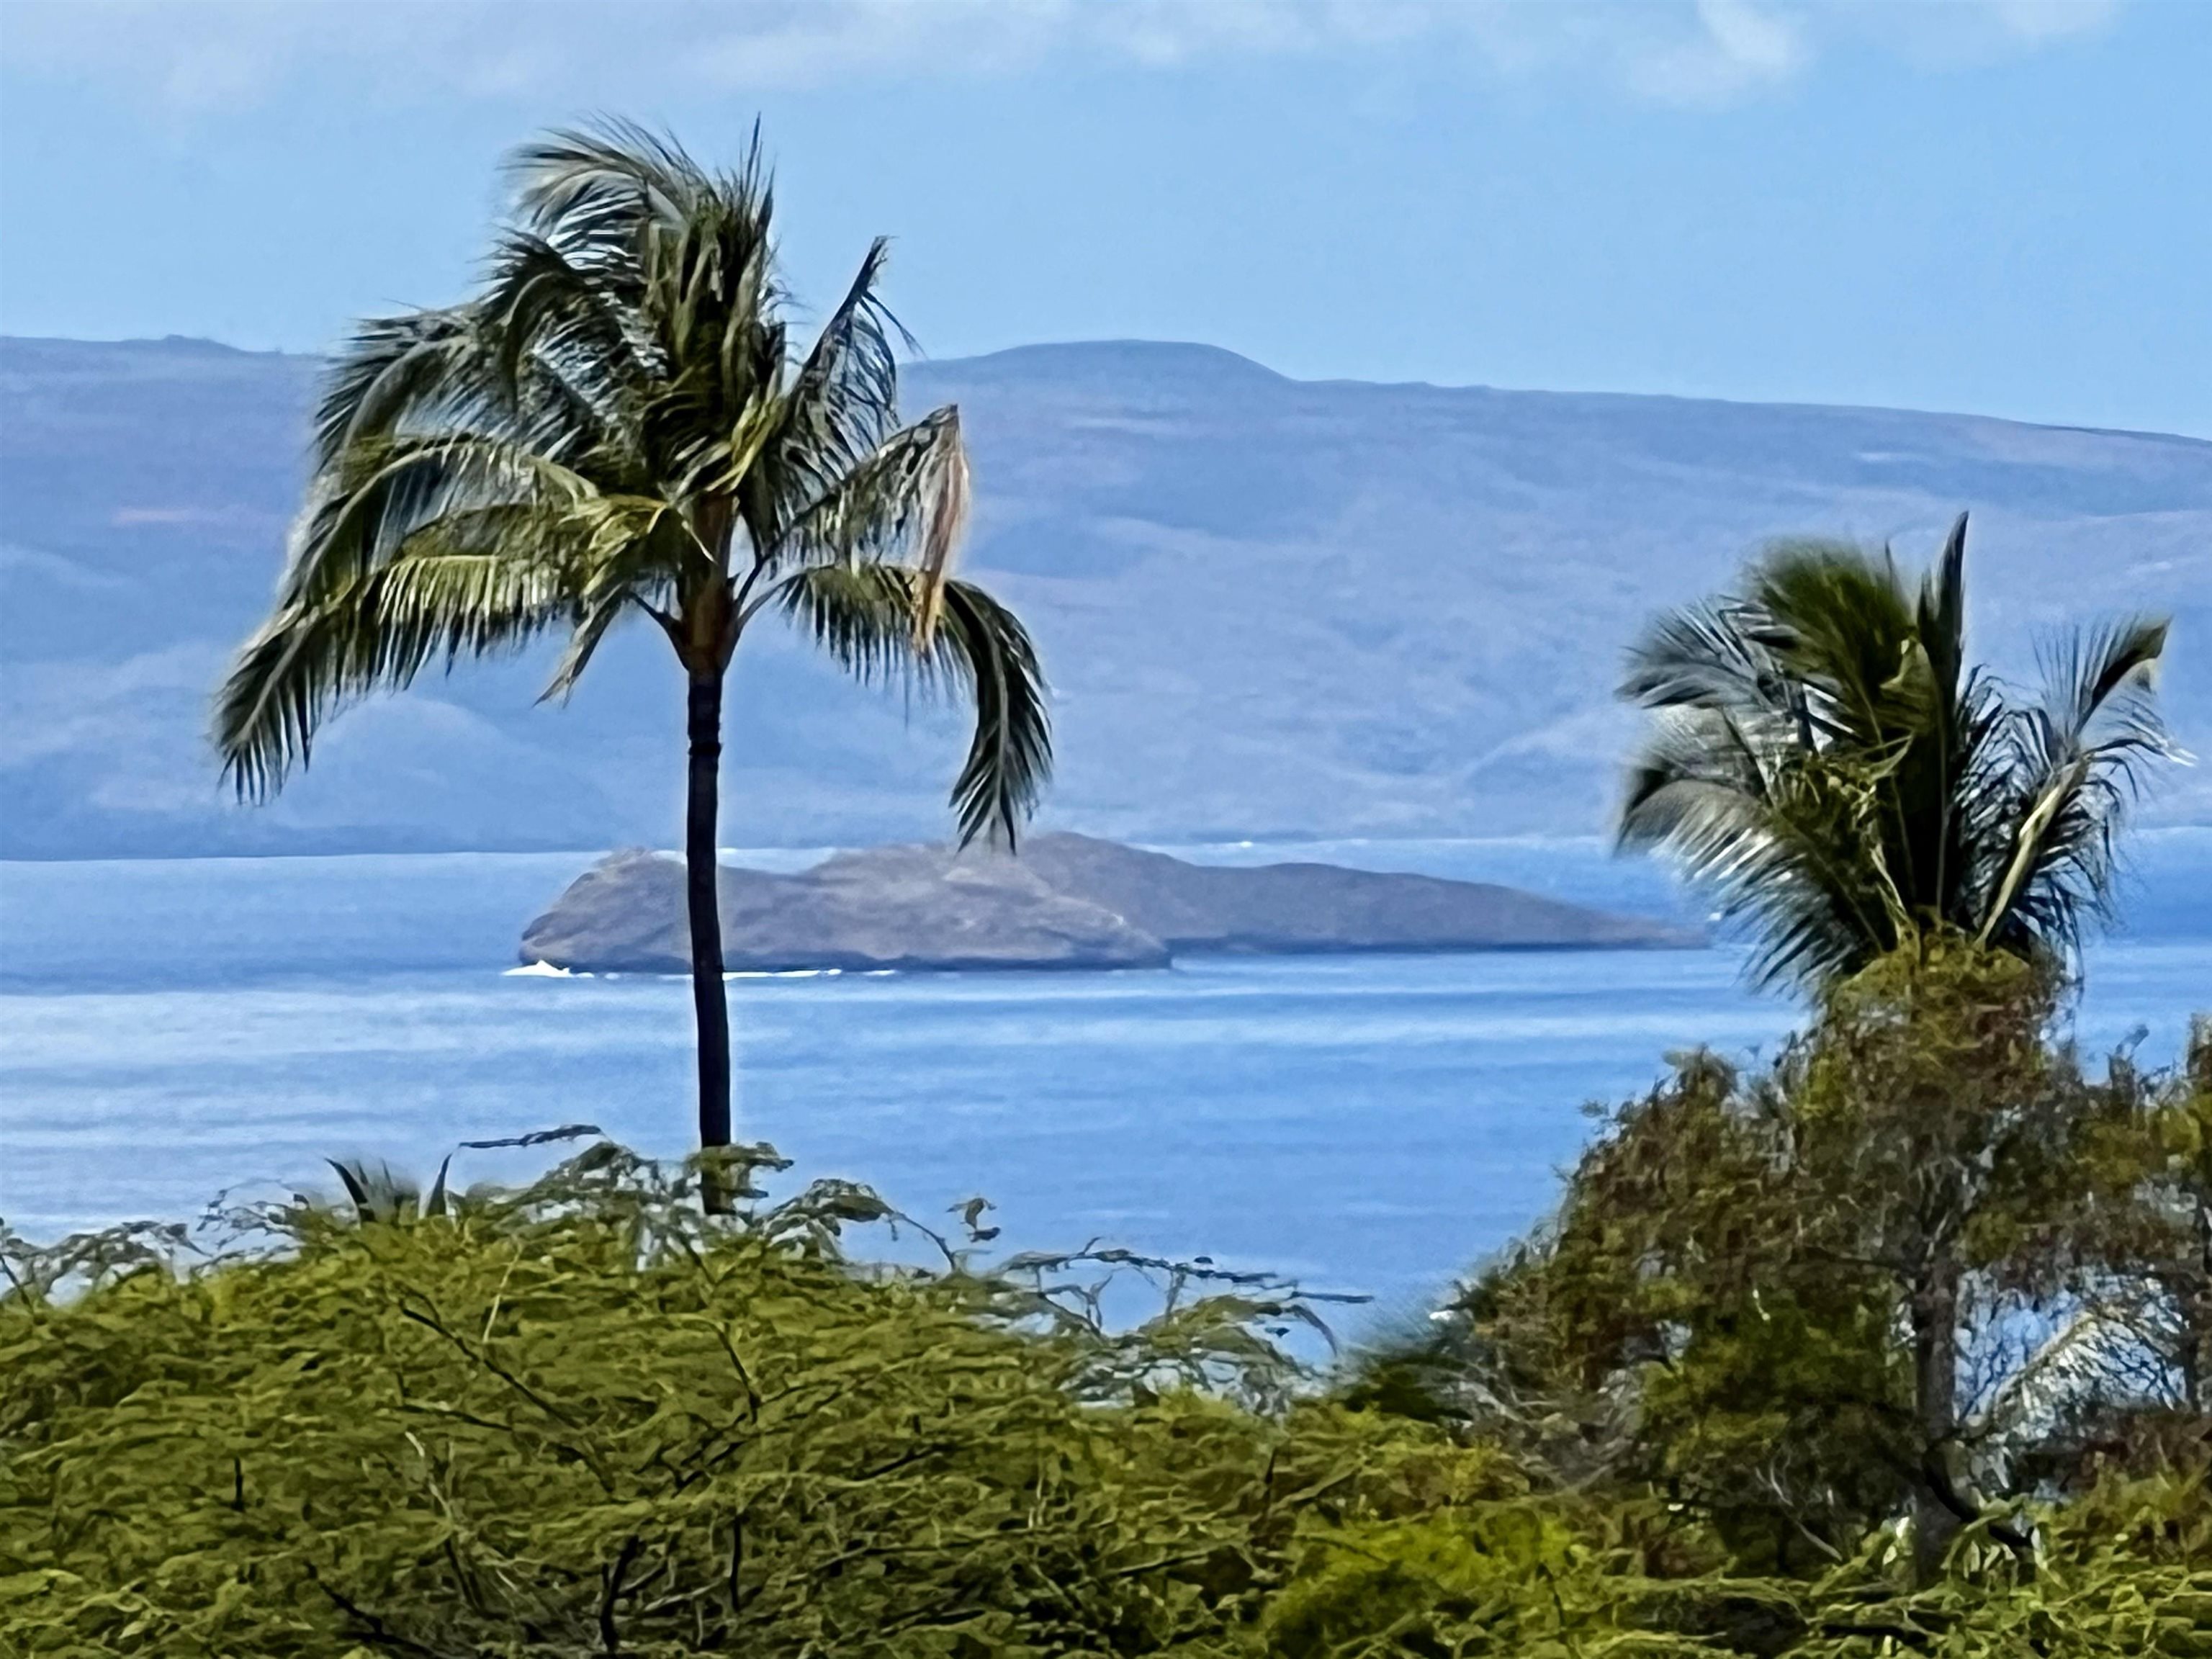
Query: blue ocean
3 833 2206 1310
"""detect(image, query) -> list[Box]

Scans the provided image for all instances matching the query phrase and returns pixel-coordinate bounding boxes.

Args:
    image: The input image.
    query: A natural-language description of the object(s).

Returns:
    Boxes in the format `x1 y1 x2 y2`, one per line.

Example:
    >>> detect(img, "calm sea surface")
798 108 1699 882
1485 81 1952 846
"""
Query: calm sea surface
3 833 2206 1308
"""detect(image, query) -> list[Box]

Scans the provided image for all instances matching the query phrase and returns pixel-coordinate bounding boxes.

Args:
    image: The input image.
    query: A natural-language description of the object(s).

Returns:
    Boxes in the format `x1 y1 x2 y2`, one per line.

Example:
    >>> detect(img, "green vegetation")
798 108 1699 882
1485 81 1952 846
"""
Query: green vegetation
213 124 1051 1179
6 987 2209 1654
1611 526 2179 1579
1619 514 2168 989
22 117 2202 1650
1365 971 2212 1596
13 526 2198 1647
0 1143 1427 1655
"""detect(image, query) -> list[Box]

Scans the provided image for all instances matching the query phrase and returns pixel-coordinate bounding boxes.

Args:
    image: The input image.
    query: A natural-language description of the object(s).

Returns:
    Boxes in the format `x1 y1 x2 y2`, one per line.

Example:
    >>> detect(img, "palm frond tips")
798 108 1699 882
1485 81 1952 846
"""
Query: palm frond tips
1617 518 2174 990
774 238 912 498
761 406 969 588
933 577 1049 847
775 565 1048 848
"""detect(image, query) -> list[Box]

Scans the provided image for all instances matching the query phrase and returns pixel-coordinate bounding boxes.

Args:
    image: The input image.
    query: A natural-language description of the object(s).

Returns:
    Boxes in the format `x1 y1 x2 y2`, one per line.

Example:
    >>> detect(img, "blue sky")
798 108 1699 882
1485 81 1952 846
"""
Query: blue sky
2 0 2206 435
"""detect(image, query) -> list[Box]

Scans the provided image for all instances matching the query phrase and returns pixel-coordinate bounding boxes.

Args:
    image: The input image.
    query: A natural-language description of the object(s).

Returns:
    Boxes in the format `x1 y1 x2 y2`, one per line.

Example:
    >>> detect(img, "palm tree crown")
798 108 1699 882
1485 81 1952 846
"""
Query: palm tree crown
1618 515 2170 990
215 120 1047 845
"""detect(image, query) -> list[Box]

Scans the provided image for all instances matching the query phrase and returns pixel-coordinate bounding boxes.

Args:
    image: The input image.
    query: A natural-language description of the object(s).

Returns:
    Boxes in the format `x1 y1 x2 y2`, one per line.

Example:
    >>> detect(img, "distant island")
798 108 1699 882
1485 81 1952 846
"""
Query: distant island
518 833 1702 974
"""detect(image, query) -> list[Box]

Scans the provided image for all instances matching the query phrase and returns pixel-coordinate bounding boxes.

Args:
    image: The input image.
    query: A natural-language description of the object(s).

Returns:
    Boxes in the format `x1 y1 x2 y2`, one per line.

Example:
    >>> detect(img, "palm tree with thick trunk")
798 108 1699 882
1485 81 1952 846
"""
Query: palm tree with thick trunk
216 124 1050 1178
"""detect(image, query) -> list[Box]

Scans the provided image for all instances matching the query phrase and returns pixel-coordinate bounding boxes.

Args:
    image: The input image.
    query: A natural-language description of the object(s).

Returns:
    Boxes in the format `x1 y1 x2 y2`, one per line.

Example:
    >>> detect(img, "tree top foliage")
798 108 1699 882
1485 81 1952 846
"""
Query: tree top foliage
1619 516 2172 989
6 1108 2210 1655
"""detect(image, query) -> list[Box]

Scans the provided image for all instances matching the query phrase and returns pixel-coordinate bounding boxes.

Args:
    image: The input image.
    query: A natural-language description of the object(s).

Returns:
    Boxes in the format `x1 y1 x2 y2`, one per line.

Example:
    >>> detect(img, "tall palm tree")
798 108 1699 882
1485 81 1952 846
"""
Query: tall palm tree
1618 513 2170 989
215 124 1051 1173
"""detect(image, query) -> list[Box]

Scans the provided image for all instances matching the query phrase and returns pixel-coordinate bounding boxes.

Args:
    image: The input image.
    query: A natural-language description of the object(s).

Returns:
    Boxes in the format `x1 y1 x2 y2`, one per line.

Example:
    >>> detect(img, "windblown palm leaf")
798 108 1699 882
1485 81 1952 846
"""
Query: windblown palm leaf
215 122 1051 1164
1619 515 2170 989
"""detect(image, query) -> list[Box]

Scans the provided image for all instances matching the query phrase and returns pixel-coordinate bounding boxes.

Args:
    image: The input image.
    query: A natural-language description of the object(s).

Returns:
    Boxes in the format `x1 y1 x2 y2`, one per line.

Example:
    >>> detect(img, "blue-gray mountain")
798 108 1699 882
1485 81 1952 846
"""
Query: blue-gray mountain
3 335 2205 859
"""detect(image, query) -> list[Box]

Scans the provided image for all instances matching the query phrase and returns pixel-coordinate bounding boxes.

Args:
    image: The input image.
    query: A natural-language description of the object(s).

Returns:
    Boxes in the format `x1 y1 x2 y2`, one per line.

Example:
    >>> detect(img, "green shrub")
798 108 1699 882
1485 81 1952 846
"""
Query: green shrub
5 1139 2206 1655
0 1143 1381 1656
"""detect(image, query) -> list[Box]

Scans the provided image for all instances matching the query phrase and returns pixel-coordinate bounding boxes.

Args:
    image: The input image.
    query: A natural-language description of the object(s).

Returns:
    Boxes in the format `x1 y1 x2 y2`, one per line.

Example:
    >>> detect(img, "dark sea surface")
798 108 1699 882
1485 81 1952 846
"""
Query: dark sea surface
3 833 2206 1310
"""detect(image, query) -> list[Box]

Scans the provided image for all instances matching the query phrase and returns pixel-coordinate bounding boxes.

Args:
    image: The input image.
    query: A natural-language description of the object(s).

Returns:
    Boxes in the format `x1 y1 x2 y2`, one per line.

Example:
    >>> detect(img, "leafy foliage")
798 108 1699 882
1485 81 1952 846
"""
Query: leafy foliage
0 1142 1375 1655
1349 944 2212 1586
1266 1482 2212 1658
6 1110 2208 1654
1619 516 2171 989
31 497 2212 1645
212 118 1048 847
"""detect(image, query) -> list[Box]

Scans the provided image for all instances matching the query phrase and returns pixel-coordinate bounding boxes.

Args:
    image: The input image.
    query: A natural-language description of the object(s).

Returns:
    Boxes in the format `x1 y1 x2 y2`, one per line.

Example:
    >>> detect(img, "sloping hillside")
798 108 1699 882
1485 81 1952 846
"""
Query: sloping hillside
3 335 2205 858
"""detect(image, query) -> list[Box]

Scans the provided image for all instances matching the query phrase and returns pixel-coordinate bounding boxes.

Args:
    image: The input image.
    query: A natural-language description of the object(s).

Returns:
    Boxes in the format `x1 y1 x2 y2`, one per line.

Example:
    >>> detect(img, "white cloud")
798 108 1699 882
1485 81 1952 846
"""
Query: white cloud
0 0 2130 113
1985 0 2120 42
1821 0 2120 67
1628 0 1810 104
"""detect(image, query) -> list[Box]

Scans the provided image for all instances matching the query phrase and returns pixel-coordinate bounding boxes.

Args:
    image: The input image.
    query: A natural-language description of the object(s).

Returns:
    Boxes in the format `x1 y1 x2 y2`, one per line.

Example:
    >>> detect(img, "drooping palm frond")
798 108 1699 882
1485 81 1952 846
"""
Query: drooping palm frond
1619 516 2172 991
216 537 581 801
1622 705 1902 989
760 407 969 602
215 421 611 798
312 307 484 468
778 564 1049 848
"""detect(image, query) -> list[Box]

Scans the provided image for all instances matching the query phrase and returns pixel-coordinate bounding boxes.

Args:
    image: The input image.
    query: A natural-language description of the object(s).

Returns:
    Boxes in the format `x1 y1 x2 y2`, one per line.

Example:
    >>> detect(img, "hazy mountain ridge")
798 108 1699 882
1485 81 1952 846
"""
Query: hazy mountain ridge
3 335 2206 859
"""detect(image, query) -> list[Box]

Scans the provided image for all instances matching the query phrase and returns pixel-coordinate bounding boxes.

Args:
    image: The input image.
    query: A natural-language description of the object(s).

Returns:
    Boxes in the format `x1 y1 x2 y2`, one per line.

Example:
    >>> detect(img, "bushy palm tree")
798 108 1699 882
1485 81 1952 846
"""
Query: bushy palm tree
1619 514 2170 989
215 124 1051 1171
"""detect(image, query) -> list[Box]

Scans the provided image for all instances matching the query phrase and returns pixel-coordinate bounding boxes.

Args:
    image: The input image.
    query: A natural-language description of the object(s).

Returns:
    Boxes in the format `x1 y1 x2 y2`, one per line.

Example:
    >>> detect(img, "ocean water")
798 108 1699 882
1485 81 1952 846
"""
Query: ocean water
2 833 2206 1310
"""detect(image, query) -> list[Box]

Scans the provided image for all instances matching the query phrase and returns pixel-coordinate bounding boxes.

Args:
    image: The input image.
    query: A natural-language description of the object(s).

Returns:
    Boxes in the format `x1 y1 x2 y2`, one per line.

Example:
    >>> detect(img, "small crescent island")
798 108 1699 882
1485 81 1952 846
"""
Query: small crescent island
519 833 1702 974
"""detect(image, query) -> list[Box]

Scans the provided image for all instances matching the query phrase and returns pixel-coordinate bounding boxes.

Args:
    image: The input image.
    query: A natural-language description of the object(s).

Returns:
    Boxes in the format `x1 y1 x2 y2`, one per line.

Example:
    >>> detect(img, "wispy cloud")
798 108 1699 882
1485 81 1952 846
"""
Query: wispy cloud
1 0 2126 114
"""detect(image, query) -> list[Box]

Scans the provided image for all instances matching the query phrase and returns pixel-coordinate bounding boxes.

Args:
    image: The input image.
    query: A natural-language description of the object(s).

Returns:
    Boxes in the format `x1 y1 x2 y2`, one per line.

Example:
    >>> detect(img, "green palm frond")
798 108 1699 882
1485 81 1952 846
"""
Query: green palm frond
762 407 969 601
778 565 1049 848
1914 512 1970 715
1621 598 1800 726
1750 541 1922 748
286 432 593 593
1979 616 2173 956
508 117 733 253
1622 707 1899 989
482 230 659 418
1620 516 2172 990
217 544 576 799
313 308 482 468
770 238 909 504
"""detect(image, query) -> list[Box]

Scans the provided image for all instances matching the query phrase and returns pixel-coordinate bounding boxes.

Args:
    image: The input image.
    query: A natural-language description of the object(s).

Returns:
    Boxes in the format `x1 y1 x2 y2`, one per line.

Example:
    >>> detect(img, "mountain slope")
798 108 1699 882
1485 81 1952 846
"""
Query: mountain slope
3 335 2205 858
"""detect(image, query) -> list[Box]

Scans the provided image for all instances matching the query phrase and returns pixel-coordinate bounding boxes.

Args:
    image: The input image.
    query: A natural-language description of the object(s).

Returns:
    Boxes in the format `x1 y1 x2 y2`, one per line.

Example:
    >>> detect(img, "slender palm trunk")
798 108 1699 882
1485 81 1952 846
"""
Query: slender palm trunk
685 669 733 1202
1910 1253 1963 1584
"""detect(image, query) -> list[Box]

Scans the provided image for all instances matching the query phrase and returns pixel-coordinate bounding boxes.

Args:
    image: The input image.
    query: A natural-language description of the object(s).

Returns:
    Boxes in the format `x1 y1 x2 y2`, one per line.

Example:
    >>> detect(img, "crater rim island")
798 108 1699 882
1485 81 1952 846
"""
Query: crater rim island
517 832 1706 975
